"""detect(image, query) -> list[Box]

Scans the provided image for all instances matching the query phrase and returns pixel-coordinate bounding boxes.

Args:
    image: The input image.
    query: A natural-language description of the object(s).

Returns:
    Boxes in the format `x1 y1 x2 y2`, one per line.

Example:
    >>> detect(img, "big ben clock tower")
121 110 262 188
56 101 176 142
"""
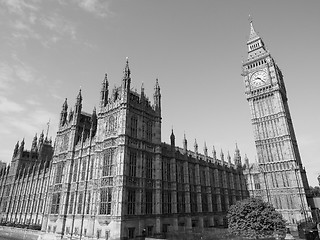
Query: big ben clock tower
242 19 311 226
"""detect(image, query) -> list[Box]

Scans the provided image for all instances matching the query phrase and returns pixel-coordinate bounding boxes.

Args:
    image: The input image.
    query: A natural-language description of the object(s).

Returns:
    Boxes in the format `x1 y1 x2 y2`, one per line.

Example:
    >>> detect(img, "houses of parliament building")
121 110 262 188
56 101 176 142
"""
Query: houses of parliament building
0 21 313 239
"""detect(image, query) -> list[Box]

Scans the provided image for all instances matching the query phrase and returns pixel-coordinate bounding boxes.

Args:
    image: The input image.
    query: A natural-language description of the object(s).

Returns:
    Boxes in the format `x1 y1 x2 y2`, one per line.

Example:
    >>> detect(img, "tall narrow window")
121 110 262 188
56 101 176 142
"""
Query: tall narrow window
145 190 153 214
127 189 135 215
90 157 94 179
51 193 61 214
177 192 185 213
81 158 87 181
86 191 91 214
69 192 74 214
55 162 64 183
129 151 137 177
99 188 112 215
146 121 152 141
130 116 138 138
102 149 114 177
77 192 83 214
73 160 78 182
146 154 153 179
162 191 171 214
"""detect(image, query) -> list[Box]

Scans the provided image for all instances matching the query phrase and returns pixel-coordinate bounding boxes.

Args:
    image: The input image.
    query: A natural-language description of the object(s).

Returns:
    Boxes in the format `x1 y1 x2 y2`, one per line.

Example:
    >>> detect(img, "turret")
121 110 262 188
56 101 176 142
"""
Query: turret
38 131 44 147
194 139 198 157
60 98 68 126
212 145 217 163
75 89 82 114
13 141 19 158
90 107 97 137
153 78 161 113
122 57 131 92
31 133 38 152
183 133 187 154
100 73 109 107
220 149 224 164
234 143 242 167
19 138 25 155
244 154 249 167
170 129 175 149
204 142 208 161
227 151 232 167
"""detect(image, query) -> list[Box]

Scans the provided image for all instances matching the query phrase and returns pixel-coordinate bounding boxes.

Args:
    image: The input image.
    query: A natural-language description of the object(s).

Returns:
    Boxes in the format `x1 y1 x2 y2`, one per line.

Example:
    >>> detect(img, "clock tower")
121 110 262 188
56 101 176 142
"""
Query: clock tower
242 19 311 226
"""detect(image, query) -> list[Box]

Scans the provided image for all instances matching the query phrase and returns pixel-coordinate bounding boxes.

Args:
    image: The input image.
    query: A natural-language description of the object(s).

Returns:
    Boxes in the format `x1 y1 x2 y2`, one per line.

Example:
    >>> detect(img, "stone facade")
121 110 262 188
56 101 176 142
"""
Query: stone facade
0 133 53 228
0 59 249 239
242 20 312 227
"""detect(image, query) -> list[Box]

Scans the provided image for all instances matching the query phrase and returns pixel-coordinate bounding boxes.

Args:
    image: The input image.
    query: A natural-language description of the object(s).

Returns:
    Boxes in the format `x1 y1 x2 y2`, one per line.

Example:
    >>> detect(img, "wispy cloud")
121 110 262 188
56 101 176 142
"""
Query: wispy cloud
39 14 77 40
0 96 25 113
0 62 14 90
1 0 39 16
77 0 112 17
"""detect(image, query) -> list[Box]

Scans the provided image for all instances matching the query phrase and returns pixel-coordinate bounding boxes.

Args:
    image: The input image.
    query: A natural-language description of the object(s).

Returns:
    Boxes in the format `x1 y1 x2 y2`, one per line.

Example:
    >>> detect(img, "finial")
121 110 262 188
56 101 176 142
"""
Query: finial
46 119 50 140
249 14 253 23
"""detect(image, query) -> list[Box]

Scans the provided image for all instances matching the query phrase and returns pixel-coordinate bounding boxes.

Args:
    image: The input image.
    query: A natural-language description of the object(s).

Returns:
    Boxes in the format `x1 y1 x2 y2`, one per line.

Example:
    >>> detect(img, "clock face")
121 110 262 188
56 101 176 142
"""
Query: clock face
250 70 268 88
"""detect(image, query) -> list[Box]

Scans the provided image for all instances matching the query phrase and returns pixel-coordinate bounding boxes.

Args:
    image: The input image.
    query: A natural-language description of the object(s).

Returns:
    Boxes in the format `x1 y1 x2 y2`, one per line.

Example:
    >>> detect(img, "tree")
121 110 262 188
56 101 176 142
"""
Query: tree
309 186 320 197
227 197 286 239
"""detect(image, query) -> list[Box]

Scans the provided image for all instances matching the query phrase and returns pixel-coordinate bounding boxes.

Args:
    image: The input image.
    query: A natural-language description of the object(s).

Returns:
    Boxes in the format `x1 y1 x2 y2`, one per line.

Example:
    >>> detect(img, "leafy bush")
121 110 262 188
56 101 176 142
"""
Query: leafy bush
227 198 286 239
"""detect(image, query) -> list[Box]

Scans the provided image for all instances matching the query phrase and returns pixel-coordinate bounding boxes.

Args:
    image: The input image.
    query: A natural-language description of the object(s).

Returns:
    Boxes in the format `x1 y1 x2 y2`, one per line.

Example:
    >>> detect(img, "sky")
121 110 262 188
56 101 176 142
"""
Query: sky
0 0 319 186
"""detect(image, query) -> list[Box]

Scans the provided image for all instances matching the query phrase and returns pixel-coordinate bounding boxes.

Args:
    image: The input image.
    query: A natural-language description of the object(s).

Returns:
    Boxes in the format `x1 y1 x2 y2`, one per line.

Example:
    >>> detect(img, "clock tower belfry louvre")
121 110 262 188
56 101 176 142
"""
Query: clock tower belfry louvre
242 20 312 225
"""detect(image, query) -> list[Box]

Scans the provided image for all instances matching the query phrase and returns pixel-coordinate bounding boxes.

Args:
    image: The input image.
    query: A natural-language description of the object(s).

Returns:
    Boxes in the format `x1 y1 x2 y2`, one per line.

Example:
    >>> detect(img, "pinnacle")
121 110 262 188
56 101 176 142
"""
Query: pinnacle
248 17 260 42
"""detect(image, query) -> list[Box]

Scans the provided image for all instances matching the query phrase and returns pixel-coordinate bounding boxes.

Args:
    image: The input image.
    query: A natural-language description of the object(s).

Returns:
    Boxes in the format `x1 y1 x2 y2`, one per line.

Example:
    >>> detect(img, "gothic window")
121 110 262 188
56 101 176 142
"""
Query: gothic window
50 193 60 214
130 116 138 138
176 162 184 183
81 158 87 181
162 191 171 213
90 157 94 179
177 192 185 213
69 192 74 214
55 162 64 184
73 160 78 182
145 190 153 214
200 168 206 186
99 188 112 215
189 164 196 185
129 151 137 177
86 191 91 214
212 194 218 212
221 195 226 212
146 121 152 141
108 116 115 132
77 192 83 214
127 189 136 215
128 228 135 239
162 159 170 182
190 192 197 213
146 154 153 179
253 174 260 189
201 187 208 212
102 149 114 177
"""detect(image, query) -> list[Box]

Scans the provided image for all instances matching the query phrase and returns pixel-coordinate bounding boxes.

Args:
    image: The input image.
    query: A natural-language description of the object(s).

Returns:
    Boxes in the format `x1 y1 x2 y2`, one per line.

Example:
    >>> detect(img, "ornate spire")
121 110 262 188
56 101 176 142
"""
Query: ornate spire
19 138 25 153
194 139 198 154
183 132 187 154
101 73 109 107
234 143 242 166
204 142 208 157
75 88 82 115
154 78 161 112
244 154 249 166
220 149 224 162
13 141 19 157
248 15 260 43
212 145 217 162
227 151 232 166
31 133 38 152
123 57 131 79
170 128 175 147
